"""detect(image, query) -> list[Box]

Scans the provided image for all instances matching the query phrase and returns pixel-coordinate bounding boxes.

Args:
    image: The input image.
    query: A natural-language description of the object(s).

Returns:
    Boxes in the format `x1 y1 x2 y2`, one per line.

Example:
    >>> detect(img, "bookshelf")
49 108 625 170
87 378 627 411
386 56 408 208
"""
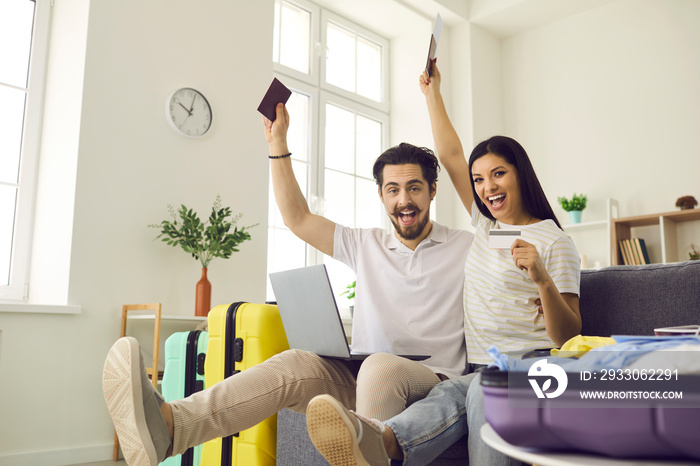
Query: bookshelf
564 198 619 268
611 208 700 265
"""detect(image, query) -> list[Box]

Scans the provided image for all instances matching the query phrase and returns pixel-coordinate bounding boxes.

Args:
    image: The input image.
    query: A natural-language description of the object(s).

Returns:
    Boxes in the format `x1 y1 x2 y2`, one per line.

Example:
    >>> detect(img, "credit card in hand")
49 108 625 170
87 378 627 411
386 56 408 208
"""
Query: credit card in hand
488 229 521 249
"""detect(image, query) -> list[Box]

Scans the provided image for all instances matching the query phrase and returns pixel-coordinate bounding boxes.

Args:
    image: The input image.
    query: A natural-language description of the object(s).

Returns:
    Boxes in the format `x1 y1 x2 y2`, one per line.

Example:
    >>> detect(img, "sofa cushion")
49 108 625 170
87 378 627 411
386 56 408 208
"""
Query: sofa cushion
580 261 700 337
277 409 329 465
276 409 470 465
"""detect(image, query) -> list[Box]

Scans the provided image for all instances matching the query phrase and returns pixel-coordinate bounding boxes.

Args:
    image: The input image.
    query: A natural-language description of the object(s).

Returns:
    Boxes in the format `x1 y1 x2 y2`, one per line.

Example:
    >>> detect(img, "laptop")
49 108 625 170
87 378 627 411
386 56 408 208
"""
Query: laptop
269 264 429 361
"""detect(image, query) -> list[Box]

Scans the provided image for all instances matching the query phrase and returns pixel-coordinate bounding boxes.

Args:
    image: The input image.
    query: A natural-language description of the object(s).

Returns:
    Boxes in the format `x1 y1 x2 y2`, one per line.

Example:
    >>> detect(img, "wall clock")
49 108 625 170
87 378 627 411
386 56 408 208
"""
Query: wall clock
165 87 212 138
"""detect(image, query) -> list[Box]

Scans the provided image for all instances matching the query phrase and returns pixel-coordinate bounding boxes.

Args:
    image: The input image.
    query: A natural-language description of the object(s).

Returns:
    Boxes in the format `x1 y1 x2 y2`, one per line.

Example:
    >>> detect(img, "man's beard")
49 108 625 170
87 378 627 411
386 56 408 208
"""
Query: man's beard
389 205 429 241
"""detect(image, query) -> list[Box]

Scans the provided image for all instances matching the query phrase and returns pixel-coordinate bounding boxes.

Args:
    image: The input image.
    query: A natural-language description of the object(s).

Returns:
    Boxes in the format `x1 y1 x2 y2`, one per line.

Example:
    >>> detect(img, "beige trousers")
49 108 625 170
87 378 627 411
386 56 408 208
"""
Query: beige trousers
170 349 442 455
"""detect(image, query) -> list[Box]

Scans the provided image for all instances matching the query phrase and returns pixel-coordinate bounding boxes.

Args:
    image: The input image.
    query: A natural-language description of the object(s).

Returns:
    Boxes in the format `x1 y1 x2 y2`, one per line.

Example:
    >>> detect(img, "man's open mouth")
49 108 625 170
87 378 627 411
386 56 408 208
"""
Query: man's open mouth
398 209 417 225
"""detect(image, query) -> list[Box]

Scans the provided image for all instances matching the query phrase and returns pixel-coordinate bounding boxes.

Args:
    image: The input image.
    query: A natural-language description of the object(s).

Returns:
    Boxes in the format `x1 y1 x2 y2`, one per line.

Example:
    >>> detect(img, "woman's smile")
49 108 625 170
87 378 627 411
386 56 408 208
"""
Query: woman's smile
487 193 506 210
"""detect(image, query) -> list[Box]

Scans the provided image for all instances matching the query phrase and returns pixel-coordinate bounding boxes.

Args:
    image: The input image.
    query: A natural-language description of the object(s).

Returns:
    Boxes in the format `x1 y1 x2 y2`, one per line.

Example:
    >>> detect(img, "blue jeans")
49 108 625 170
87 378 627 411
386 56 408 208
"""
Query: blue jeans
384 372 519 466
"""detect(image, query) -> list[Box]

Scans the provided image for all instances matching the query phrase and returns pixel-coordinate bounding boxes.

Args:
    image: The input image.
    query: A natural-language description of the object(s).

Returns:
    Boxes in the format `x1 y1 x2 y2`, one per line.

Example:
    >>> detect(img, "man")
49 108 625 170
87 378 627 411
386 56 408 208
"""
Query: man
102 103 473 466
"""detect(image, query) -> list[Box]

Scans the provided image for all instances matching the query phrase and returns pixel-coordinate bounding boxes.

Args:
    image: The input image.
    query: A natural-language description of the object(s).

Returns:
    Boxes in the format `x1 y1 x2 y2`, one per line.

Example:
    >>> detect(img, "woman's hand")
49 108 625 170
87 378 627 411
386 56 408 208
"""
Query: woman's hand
510 238 548 284
511 238 582 345
419 59 441 97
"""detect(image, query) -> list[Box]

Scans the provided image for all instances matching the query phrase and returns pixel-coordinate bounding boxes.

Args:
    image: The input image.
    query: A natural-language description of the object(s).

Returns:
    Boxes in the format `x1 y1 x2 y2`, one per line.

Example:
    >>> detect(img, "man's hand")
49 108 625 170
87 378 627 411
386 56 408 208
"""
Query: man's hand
263 103 290 156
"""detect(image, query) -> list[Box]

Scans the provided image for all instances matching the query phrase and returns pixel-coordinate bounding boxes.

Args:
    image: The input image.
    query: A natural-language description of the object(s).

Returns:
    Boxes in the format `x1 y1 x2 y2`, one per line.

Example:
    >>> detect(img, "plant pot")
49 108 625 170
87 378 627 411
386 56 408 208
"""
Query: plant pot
195 267 211 317
568 210 582 224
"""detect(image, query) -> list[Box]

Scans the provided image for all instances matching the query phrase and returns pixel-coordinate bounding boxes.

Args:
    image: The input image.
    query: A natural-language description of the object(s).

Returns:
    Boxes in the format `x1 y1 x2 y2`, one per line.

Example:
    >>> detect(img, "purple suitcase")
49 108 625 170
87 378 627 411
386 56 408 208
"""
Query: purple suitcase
481 366 700 461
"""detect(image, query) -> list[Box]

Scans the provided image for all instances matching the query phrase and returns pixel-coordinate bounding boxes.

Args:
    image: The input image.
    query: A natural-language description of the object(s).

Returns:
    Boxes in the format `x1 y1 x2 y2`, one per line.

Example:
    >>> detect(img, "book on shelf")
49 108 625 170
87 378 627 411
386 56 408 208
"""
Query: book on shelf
618 238 650 265
629 238 644 265
633 237 651 264
618 239 630 264
628 238 642 264
619 238 635 265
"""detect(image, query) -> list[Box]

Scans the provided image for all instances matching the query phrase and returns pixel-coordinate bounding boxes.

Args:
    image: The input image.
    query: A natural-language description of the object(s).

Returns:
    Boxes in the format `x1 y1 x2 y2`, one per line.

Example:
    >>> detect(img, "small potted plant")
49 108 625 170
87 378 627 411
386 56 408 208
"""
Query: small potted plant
690 244 700 261
557 193 588 224
675 195 697 210
340 280 356 317
150 194 257 316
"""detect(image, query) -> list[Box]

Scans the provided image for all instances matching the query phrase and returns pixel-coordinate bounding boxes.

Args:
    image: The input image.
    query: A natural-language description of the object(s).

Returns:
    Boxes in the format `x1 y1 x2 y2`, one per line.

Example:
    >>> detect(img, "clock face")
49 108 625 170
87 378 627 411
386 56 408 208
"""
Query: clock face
166 88 212 137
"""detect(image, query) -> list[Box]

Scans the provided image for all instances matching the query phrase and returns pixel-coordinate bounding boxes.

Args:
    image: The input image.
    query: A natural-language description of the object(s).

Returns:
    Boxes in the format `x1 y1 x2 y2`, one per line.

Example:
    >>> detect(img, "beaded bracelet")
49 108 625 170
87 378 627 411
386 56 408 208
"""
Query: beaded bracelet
269 152 292 159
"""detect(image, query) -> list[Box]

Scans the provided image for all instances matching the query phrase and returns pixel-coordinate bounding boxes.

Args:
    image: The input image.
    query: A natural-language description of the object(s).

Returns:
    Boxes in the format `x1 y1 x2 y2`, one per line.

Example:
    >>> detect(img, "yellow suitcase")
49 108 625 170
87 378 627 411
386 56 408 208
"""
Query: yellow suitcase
201 302 289 466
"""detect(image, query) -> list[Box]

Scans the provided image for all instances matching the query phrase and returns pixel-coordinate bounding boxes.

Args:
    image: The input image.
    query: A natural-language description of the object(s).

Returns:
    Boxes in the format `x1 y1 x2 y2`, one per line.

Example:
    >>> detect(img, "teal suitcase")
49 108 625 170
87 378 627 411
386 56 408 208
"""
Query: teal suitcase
161 330 208 466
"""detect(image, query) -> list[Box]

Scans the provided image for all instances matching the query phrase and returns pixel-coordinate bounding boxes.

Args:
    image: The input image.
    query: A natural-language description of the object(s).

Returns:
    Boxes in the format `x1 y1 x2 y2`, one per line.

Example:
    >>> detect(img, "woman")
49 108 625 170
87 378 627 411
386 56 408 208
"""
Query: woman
304 62 582 466
422 62 581 362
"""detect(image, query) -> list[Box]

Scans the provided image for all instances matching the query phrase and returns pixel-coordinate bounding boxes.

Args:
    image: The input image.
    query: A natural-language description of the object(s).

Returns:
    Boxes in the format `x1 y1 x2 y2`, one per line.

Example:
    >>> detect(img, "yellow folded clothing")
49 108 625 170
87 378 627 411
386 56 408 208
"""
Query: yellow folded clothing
550 335 617 358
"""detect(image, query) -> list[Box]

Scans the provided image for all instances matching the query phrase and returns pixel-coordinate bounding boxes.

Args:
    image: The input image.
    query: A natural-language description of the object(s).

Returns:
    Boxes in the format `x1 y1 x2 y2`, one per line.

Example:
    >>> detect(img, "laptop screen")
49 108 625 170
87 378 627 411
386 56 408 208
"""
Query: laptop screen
269 264 352 358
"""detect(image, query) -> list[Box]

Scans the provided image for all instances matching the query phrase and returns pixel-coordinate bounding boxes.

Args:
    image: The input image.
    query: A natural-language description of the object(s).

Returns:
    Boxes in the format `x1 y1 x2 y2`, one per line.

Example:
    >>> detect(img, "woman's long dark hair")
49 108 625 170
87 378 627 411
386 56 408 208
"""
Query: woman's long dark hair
468 136 562 230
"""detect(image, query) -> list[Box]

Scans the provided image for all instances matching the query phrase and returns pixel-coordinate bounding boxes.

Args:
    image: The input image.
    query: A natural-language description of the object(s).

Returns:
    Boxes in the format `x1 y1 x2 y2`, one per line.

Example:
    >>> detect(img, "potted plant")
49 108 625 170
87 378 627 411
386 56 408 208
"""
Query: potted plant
557 193 588 224
150 194 257 316
675 195 697 210
690 244 700 261
340 280 356 317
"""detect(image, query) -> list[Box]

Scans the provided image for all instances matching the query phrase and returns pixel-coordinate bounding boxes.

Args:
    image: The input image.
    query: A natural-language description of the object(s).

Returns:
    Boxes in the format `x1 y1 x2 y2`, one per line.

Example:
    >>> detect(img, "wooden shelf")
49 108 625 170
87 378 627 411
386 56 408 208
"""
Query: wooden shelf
562 198 619 267
127 314 207 322
565 219 609 231
612 208 700 265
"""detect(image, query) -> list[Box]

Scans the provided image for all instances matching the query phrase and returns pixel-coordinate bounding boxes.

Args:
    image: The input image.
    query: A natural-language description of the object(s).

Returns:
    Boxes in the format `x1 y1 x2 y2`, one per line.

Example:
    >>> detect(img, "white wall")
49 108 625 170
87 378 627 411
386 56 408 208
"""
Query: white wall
389 19 451 218
0 1 435 463
500 0 700 265
0 1 276 463
435 0 700 264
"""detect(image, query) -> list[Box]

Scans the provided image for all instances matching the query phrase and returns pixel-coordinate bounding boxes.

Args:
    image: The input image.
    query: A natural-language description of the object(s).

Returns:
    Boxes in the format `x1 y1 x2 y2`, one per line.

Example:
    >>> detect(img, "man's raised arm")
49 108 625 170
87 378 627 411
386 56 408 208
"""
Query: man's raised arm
263 103 336 256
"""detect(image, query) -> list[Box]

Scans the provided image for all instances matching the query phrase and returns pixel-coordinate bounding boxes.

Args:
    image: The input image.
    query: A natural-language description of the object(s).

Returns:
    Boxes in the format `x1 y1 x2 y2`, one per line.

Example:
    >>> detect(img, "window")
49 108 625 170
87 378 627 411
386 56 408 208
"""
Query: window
0 0 51 301
268 0 389 301
322 12 386 106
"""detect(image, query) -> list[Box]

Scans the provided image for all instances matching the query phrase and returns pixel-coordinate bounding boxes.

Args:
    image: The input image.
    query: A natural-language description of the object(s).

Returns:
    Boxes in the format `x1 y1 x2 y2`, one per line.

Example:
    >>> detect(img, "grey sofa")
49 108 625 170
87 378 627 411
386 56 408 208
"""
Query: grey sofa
275 261 700 465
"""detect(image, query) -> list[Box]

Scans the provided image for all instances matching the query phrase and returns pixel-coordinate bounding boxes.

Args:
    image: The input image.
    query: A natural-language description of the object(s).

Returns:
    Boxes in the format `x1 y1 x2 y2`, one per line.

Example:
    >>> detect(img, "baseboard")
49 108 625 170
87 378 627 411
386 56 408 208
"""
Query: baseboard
0 443 117 466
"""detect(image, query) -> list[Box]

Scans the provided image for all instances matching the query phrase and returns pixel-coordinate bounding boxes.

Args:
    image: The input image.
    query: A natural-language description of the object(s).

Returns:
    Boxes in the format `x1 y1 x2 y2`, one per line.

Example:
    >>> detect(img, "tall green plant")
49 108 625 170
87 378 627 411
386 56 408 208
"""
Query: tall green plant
150 195 257 268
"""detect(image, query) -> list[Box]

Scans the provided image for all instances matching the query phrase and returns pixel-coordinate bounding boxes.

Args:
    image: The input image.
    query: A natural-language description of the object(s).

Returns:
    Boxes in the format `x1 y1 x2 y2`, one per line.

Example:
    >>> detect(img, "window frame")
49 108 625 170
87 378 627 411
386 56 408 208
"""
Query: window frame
318 90 390 228
0 0 52 302
272 0 320 87
320 9 390 114
268 0 391 302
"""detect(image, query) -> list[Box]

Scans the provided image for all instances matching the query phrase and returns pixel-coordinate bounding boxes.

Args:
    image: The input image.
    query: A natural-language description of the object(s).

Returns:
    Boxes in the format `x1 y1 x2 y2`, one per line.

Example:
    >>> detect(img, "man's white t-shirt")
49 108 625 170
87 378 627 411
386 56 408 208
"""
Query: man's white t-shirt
334 222 474 379
464 204 581 364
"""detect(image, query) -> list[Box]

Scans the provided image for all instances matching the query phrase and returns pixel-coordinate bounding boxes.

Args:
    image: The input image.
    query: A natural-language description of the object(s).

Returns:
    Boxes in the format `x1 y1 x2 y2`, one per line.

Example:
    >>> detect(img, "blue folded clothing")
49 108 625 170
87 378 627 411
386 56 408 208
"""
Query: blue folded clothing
488 335 700 372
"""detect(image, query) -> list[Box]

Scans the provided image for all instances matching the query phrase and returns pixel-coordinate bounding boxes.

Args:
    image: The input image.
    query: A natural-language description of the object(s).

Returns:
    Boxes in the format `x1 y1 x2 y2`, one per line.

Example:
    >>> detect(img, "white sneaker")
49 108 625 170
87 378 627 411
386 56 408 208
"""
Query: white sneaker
103 337 171 466
306 394 390 466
